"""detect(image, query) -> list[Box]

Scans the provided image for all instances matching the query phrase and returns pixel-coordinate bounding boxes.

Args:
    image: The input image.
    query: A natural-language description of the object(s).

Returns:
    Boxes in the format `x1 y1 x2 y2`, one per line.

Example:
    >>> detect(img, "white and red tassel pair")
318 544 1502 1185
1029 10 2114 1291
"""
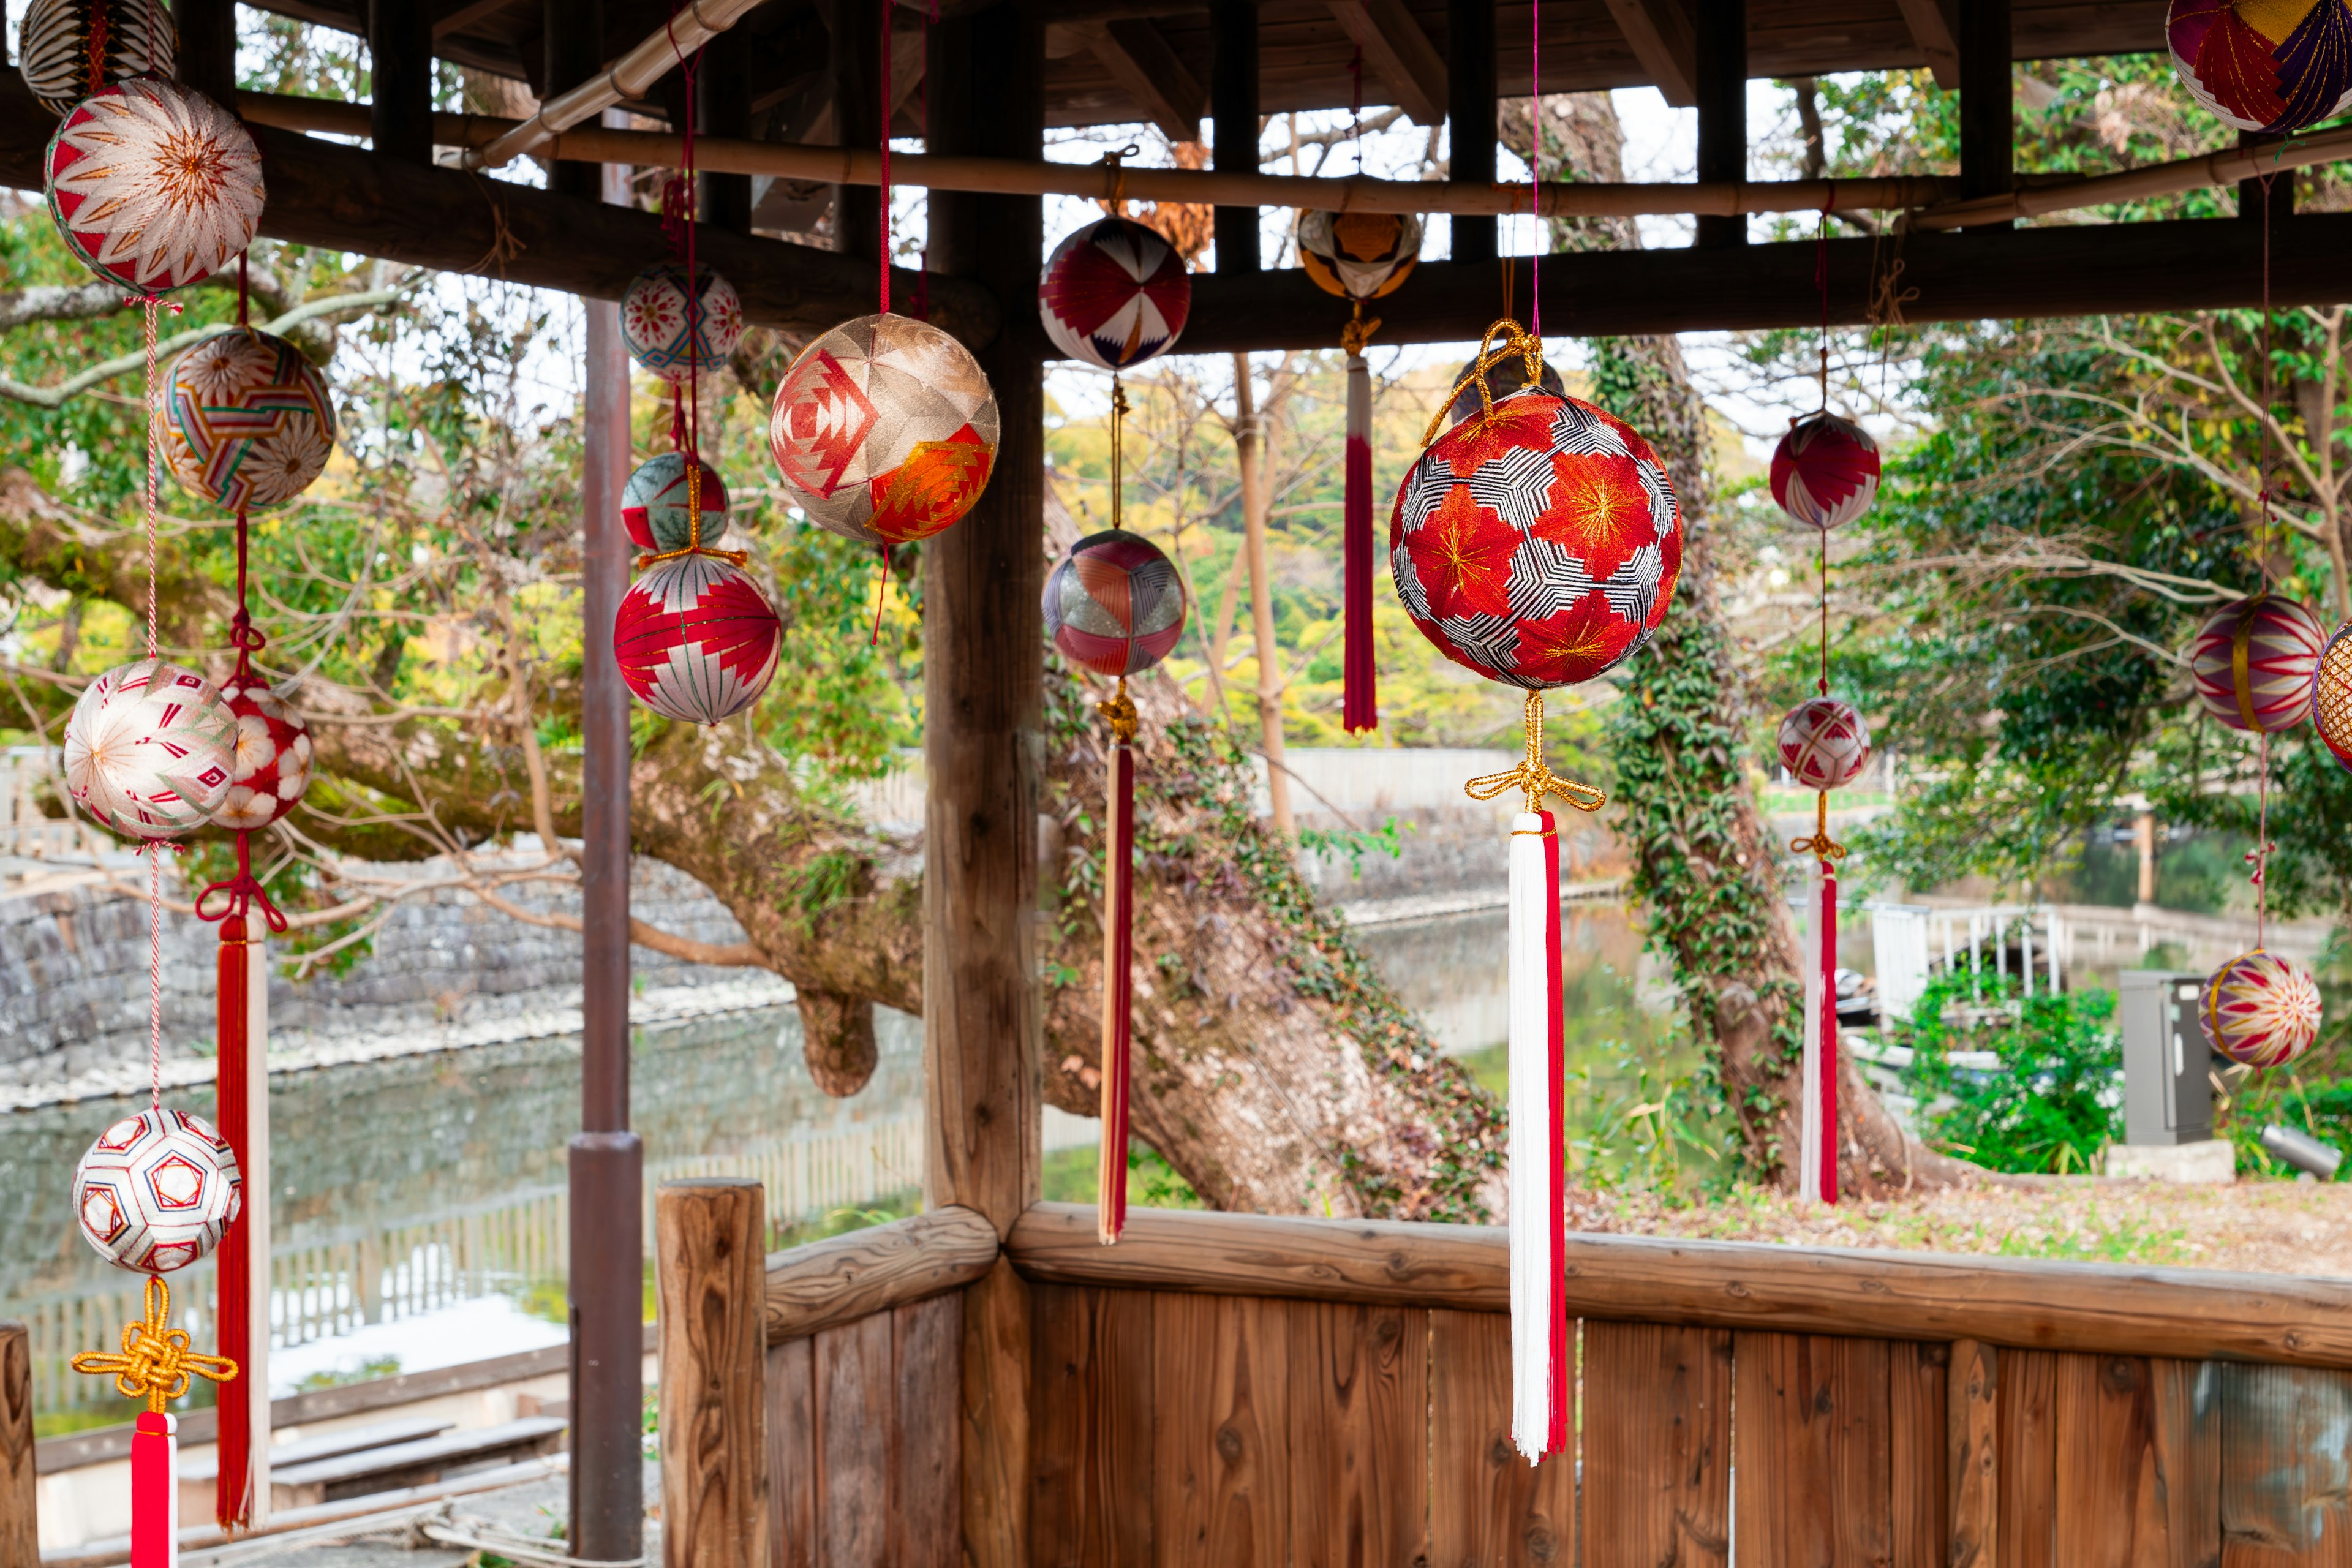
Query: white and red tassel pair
1341 317 1378 734
1096 684 1139 1243
1796 834 1841 1205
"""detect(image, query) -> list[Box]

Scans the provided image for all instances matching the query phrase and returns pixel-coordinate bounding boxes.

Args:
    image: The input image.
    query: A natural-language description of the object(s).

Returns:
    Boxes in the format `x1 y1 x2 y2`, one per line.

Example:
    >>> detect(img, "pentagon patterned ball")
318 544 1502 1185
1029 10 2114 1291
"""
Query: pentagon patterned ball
74 1108 243 1274
1447 350 1566 428
2312 620 2352 773
64 659 238 840
622 452 729 554
2190 594 2324 733
1779 696 1872 791
165 328 337 511
2202 948 2323 1068
2168 0 2352 132
1390 388 1682 690
769 312 999 547
46 79 264 293
1771 412 1880 530
614 553 782 725
213 675 312 831
621 264 744 384
1298 209 1422 301
1040 216 1191 370
1045 529 1188 678
18 0 175 116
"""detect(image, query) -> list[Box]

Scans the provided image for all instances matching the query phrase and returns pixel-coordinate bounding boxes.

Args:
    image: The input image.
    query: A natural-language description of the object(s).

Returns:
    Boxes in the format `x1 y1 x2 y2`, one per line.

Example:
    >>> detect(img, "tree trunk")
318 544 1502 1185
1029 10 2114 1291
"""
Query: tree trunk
1231 352 1294 835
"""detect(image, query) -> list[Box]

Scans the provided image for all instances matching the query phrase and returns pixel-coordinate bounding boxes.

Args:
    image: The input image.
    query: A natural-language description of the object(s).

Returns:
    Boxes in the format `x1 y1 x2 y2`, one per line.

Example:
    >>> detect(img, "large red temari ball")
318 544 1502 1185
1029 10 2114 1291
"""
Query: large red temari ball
1779 697 1872 790
623 451 729 553
2190 594 2324 732
64 658 237 840
2202 948 2323 1068
165 328 337 511
769 312 999 547
45 79 263 293
621 263 745 384
2168 0 2352 132
74 1108 241 1273
1390 389 1681 690
19 0 175 116
214 674 312 831
2313 620 2352 772
1771 412 1880 530
614 554 782 725
1040 217 1191 371
1044 529 1188 677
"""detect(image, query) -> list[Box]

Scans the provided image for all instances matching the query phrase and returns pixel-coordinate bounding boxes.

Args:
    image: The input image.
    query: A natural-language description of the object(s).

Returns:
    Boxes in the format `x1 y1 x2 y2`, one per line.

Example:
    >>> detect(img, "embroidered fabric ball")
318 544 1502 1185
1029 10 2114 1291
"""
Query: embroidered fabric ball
768 312 1000 547
165 328 337 511
2188 595 2324 732
614 554 783 725
1298 209 1422 301
2311 619 2352 772
1447 351 1566 428
212 674 312 831
620 264 745 383
18 0 175 116
63 658 238 840
1390 388 1681 690
1778 697 1872 791
74 1108 243 1273
1044 529 1188 677
622 452 730 554
1039 216 1191 369
2168 0 2352 132
1770 412 1881 530
2203 949 2323 1068
45 78 263 293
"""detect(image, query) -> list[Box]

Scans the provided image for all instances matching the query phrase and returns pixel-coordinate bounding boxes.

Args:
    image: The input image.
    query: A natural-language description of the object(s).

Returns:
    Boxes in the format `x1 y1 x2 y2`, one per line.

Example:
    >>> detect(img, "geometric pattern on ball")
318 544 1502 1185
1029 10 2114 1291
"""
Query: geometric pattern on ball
1778 696 1872 791
1044 528 1188 677
2201 948 2323 1069
768 312 1000 547
18 0 176 115
73 1107 243 1274
1040 216 1191 371
213 675 312 831
2313 620 2352 774
1770 411 1880 530
2189 594 2324 733
622 452 729 554
620 264 745 385
613 553 782 726
2167 0 2352 132
1298 209 1423 301
63 659 238 840
164 328 337 512
45 79 265 293
1390 388 1683 690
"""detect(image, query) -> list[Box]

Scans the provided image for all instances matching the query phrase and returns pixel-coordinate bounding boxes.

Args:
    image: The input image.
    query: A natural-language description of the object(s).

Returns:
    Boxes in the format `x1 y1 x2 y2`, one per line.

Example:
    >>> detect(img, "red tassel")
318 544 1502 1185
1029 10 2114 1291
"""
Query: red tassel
1341 353 1378 733
213 916 252 1531
1096 736 1136 1243
131 1411 177 1568
1820 865 1840 1205
1540 810 1568 1456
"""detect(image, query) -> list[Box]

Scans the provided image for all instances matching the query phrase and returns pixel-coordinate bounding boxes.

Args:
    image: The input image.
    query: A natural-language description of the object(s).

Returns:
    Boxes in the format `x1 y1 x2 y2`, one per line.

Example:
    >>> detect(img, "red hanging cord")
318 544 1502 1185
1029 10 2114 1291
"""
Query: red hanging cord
1528 0 1542 339
879 0 893 315
2253 172 2278 949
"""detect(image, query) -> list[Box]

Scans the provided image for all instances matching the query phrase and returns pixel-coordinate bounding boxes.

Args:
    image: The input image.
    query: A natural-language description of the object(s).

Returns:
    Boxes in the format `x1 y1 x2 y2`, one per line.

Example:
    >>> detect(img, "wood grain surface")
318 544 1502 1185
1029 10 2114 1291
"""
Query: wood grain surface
1581 1320 1732 1567
766 1336 816 1568
1152 1292 1292 1566
764 1205 998 1345
1426 1310 1573 1568
1286 1300 1429 1568
2219 1363 2352 1568
1 1322 32 1568
890 1295 963 1568
1948 1338 2000 1568
656 1179 769 1568
1030 1286 1155 1567
1890 1340 1950 1567
1733 1333 1893 1567
816 1313 892 1568
1998 1349 2060 1568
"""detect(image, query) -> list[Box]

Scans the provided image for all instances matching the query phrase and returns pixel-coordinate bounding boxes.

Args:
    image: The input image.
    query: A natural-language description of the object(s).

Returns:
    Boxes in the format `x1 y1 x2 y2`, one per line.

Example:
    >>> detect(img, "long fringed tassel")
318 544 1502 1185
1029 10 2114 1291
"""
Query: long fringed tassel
213 916 252 1531
1341 347 1378 733
1819 861 1840 1205
1795 837 1842 1204
132 1409 178 1568
241 924 273 1525
1096 680 1139 1244
1508 809 1566 1460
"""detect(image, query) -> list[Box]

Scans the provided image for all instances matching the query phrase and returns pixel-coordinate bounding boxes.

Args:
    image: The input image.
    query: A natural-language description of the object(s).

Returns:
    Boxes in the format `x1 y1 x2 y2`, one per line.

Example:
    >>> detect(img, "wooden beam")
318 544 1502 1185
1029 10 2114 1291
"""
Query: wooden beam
369 0 435 163
765 1206 1001 1343
1 1322 31 1568
1598 0 1697 108
1075 17 1205 141
1956 0 2011 228
656 1180 769 1568
1325 0 1447 126
432 0 511 37
1211 0 1260 272
1692 0 1744 246
1893 0 1961 89
176 0 241 102
1009 1204 2352 1370
1448 0 1498 262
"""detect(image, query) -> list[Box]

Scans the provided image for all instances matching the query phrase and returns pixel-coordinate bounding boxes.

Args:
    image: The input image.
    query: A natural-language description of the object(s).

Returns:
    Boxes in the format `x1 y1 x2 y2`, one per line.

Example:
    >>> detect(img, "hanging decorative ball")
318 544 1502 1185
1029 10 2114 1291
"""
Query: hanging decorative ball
1044 529 1188 677
2312 621 2352 772
18 0 175 116
614 554 783 725
769 312 1000 546
74 1108 243 1273
620 263 745 384
1771 411 1882 530
2167 0 2352 133
2202 948 2323 1068
64 660 238 840
1391 388 1682 688
45 79 265 294
1778 696 1872 791
1039 216 1192 370
1447 350 1566 427
1298 209 1423 301
164 328 337 512
622 451 730 554
2189 594 2325 733
211 674 312 832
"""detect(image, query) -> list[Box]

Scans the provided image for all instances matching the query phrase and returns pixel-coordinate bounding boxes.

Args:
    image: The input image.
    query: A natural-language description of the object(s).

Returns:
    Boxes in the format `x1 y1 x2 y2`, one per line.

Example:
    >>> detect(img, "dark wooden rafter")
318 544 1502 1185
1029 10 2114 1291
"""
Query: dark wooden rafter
1956 0 2013 228
176 0 241 102
1447 0 1496 262
1893 0 1961 87
1210 0 1261 272
699 42 755 235
834 0 886 267
1598 0 1697 108
1692 0 1744 247
1324 0 1449 125
1074 17 1208 141
369 0 437 164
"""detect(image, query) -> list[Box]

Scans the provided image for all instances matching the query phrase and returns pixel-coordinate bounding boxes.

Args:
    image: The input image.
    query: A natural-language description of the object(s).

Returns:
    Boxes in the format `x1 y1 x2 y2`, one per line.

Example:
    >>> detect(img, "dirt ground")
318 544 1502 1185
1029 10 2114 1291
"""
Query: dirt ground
1593 1178 2352 1277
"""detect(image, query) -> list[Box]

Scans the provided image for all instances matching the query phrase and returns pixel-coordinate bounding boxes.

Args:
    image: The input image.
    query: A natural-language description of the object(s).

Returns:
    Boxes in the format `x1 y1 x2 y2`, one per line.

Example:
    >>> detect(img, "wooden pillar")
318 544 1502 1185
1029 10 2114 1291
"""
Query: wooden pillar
1211 0 1261 274
1956 0 2011 230
1447 0 1497 264
925 6 1044 1566
175 0 238 103
544 0 605 203
1692 0 1746 248
368 0 435 165
1 1321 31 1568
657 1180 769 1568
835 0 886 268
701 46 755 237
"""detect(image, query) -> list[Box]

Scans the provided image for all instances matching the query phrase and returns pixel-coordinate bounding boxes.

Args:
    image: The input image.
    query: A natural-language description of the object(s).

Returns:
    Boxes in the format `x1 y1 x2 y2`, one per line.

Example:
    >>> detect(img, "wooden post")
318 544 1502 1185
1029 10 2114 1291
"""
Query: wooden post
1692 0 1746 248
1 1322 32 1568
174 0 238 103
834 0 886 269
926 6 1044 1566
1447 0 1497 264
658 1180 769 1568
1211 0 1260 273
701 48 755 238
1948 1337 1998 1565
1956 0 2011 230
544 0 606 204
368 0 435 165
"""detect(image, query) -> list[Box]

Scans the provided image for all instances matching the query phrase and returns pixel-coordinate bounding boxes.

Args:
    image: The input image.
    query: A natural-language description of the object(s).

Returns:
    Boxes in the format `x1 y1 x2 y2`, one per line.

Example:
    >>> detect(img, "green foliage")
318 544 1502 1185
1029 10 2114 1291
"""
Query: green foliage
295 1354 404 1391
1294 816 1410 879
1900 967 2122 1174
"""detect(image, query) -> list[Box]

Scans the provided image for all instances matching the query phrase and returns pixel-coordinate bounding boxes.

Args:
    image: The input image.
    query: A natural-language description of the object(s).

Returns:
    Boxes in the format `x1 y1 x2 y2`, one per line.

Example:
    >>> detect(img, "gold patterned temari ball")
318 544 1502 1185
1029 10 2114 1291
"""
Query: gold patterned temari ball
2312 620 2352 772
1298 209 1423 303
2203 949 2323 1068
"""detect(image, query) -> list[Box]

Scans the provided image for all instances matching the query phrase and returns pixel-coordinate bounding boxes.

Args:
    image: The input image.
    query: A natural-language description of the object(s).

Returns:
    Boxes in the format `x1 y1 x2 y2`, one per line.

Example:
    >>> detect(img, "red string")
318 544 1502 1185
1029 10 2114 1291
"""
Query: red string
663 6 704 462
2253 173 2277 948
1528 0 1542 339
879 1 892 314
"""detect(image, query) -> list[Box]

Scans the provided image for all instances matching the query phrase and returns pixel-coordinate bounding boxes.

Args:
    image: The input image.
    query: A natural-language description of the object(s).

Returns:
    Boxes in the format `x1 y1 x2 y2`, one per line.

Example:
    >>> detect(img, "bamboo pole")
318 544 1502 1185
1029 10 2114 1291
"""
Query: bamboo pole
1912 122 2352 228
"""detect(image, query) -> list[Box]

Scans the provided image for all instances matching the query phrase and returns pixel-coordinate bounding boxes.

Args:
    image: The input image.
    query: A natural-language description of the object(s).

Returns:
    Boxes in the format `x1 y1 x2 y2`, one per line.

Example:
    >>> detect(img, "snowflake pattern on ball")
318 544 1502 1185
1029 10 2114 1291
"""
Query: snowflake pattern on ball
45 78 264 293
620 265 745 384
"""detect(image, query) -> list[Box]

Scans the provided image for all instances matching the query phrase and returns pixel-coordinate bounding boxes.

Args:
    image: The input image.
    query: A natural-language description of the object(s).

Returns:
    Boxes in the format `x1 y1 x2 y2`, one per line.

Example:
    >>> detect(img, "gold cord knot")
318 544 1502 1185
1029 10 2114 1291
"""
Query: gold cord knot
1790 790 1847 861
71 1276 238 1414
1466 690 1606 816
1424 318 1546 449
1098 677 1139 743
1340 298 1381 357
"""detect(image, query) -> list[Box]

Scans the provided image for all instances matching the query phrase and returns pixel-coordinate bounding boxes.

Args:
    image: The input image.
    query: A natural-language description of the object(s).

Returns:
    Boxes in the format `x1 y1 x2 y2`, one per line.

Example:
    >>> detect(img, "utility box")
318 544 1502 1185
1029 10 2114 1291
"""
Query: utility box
2119 970 2214 1145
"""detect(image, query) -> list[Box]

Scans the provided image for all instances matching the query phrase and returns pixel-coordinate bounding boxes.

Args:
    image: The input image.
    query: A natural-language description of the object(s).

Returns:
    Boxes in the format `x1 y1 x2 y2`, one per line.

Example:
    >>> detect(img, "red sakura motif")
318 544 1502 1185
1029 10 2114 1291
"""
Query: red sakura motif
1440 398 1559 478
1412 485 1520 621
1536 450 1656 581
1512 591 1640 687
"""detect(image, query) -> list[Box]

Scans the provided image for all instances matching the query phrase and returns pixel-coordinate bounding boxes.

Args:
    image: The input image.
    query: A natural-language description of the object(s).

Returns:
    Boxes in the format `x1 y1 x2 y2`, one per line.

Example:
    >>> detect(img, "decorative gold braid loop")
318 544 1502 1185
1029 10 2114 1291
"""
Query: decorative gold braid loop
1790 790 1847 861
1340 298 1381 356
1098 677 1139 742
1422 318 1547 448
70 1276 238 1414
1466 690 1606 816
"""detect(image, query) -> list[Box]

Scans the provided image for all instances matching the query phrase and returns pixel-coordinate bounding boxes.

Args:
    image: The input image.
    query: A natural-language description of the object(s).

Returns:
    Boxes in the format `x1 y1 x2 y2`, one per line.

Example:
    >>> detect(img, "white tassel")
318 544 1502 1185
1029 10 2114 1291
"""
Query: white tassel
246 931 273 1527
1507 810 1553 1461
1798 859 1825 1204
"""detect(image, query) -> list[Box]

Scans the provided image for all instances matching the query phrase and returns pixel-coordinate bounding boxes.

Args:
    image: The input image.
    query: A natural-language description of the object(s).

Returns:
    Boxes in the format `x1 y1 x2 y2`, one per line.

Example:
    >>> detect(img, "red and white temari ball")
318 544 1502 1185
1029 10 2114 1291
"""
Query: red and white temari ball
1778 696 1872 791
165 328 337 511
45 79 263 293
769 312 1000 547
1044 529 1188 677
1298 209 1423 301
1770 412 1880 530
620 263 745 384
1039 216 1191 370
2168 0 2352 133
1390 389 1682 690
2190 594 2324 732
623 451 729 554
64 659 237 840
2202 949 2323 1068
18 0 175 116
614 554 782 725
2312 621 2352 773
213 674 312 831
74 1108 243 1273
